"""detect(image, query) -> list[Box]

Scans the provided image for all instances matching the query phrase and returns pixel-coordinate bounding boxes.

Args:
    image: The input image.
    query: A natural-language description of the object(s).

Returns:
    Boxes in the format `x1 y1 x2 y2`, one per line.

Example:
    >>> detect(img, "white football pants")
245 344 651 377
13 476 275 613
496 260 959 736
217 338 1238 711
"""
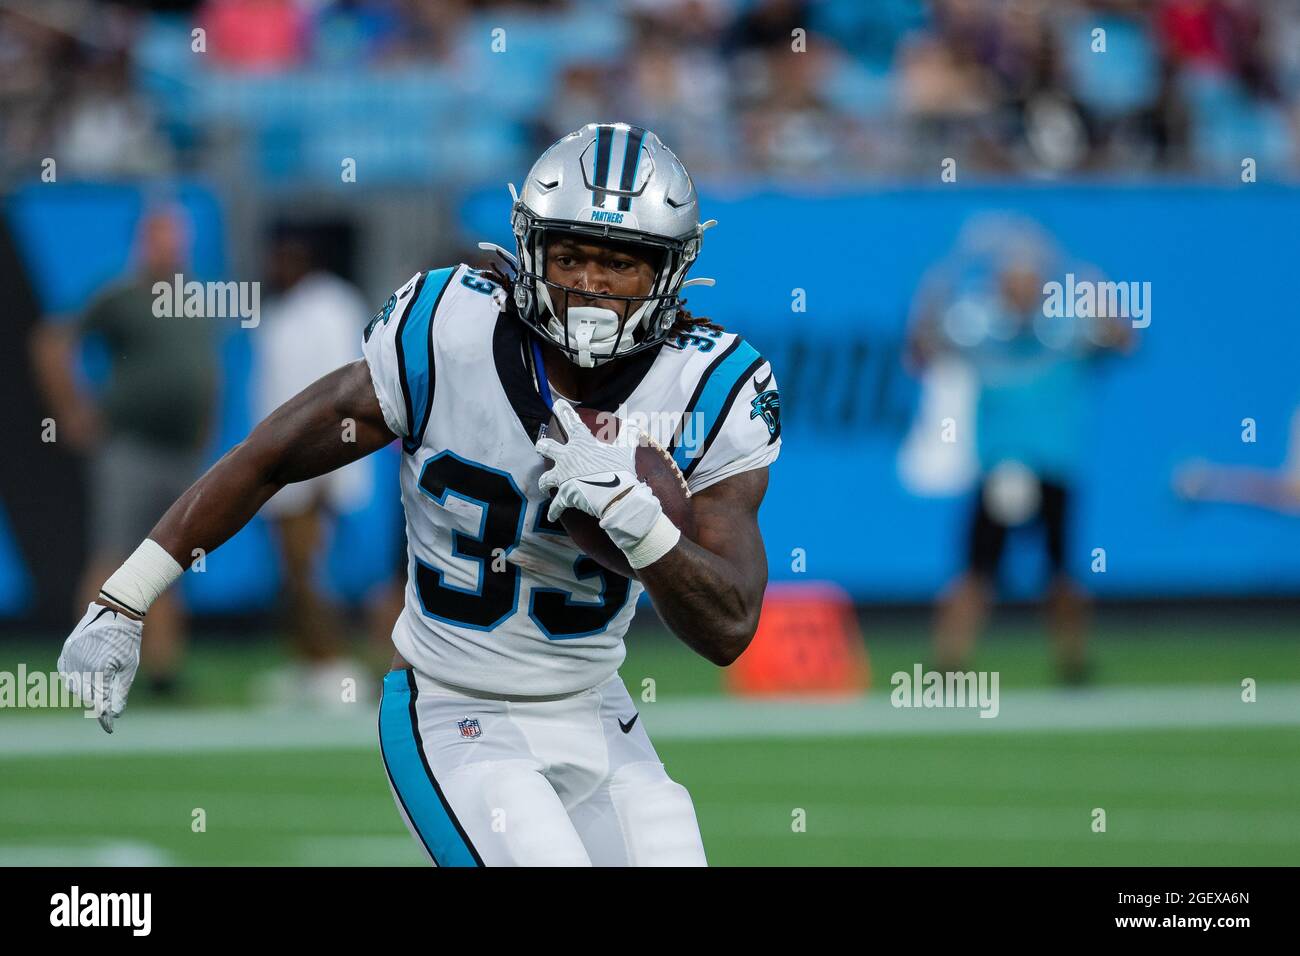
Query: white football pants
378 667 707 866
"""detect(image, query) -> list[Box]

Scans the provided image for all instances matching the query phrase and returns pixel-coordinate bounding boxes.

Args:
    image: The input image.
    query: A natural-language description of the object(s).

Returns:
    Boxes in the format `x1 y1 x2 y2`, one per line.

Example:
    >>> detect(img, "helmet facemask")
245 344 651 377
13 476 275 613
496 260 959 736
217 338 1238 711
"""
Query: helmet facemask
512 206 700 368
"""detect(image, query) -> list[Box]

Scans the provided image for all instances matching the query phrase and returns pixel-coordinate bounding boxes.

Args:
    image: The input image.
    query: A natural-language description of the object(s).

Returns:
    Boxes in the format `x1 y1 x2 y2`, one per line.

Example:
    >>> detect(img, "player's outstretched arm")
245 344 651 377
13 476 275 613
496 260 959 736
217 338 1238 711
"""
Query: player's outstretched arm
59 360 395 731
146 359 394 567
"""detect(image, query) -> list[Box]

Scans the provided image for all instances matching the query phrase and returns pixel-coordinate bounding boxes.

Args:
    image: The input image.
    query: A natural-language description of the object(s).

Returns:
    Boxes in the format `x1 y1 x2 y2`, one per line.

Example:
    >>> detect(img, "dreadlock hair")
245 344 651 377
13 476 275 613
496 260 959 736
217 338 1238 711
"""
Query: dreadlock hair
667 305 725 337
479 259 725 342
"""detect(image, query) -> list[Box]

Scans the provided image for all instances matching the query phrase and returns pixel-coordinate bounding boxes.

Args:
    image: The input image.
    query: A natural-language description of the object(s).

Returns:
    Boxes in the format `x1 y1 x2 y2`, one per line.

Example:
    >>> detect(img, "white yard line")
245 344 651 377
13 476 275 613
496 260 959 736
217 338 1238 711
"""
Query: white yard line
1 683 1297 758
696 803 1300 846
0 840 173 866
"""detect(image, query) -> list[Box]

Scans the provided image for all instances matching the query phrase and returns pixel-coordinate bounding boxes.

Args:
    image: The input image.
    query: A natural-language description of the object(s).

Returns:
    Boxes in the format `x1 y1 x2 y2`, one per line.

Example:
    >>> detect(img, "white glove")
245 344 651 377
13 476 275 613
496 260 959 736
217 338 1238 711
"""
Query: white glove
58 602 143 733
536 400 641 519
535 399 681 569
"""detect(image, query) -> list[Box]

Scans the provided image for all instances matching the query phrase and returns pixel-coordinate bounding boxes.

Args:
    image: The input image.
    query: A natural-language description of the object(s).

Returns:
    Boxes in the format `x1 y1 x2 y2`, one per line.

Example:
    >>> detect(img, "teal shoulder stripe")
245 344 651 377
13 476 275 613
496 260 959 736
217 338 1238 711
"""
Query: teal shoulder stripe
397 266 456 452
673 336 763 475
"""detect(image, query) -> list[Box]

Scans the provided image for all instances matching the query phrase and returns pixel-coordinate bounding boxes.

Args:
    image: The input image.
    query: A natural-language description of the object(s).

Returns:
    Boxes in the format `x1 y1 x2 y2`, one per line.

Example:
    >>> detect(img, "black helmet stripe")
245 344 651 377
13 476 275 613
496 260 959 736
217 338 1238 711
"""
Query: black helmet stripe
592 124 614 207
617 126 646 211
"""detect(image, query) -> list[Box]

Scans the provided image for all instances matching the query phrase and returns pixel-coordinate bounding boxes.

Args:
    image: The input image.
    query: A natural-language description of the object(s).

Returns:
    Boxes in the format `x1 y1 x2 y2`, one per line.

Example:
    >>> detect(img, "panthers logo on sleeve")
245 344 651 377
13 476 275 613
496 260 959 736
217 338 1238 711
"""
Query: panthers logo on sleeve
365 293 398 342
750 368 781 443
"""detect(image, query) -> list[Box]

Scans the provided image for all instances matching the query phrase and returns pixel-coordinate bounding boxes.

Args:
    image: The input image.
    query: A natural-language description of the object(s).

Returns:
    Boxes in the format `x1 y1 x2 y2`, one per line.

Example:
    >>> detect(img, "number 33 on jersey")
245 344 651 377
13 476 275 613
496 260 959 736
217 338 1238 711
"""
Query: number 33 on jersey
362 264 781 697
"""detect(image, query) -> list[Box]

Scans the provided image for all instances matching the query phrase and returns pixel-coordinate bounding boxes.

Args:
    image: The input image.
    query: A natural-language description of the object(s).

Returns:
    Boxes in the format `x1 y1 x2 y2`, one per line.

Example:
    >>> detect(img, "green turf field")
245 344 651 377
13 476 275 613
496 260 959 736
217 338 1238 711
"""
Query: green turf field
1 617 1297 865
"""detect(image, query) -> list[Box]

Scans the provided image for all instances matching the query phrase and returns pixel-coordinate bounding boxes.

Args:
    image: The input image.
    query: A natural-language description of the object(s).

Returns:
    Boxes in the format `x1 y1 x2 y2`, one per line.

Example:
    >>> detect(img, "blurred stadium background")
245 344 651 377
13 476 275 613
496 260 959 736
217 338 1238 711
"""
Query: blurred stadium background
1 0 1298 866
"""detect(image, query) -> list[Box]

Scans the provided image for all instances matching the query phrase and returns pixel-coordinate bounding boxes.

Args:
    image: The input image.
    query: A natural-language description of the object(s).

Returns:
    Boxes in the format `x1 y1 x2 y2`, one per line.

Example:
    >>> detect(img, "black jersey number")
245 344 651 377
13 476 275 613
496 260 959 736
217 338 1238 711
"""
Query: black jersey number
414 452 629 637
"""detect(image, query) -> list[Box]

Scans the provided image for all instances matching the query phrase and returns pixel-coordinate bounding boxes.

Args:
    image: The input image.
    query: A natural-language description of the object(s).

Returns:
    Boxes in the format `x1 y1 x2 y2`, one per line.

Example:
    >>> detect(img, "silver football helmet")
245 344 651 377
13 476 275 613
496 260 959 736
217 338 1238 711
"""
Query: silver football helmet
500 123 716 368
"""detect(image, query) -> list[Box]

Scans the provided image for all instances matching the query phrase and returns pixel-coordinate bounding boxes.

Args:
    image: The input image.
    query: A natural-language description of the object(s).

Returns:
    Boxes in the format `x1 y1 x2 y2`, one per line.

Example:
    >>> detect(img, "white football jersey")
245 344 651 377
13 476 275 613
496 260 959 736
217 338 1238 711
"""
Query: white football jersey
362 264 781 696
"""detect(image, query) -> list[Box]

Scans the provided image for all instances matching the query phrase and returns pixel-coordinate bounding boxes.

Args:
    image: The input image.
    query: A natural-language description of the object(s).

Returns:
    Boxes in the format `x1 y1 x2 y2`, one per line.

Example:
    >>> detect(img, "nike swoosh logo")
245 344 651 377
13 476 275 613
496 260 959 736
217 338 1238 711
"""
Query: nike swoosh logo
618 714 639 734
579 476 622 488
753 368 773 391
83 606 118 631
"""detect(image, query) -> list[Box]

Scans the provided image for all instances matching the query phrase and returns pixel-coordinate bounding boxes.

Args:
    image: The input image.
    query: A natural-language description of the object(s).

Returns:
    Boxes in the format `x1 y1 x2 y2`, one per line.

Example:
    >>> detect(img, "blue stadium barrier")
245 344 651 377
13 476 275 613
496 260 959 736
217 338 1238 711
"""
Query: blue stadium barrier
3 182 401 616
467 182 1300 599
4 181 1297 614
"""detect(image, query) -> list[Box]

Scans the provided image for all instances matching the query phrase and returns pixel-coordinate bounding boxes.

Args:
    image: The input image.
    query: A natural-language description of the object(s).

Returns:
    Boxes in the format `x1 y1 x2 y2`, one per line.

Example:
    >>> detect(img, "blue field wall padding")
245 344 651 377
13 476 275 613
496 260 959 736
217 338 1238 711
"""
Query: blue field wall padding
3 181 1298 614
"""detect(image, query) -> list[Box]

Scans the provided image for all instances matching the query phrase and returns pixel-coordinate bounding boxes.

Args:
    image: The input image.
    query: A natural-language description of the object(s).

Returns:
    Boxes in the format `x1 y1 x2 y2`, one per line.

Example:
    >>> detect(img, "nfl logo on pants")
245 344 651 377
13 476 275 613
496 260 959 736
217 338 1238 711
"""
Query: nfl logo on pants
457 717 482 739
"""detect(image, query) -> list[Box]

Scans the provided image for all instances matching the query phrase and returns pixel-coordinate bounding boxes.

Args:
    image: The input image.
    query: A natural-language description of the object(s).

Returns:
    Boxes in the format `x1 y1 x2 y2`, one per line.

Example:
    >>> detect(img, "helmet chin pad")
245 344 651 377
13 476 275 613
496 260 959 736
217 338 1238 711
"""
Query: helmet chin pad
543 304 643 368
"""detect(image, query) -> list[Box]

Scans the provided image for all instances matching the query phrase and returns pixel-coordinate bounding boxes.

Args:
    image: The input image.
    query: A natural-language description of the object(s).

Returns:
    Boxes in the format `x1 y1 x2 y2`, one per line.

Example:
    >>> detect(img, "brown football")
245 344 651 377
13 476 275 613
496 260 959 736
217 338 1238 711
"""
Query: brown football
543 406 695 580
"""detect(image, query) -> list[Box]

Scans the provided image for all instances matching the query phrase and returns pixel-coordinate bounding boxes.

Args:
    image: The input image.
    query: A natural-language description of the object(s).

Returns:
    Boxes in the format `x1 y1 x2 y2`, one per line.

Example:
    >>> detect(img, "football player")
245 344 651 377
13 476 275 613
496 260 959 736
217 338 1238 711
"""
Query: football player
58 124 782 866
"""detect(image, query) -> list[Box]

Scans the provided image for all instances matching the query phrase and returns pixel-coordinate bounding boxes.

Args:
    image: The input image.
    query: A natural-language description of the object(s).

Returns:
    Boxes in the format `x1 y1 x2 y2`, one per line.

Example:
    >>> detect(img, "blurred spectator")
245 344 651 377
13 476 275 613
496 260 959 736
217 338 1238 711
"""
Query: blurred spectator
2 0 1299 186
740 42 858 175
0 10 69 179
543 62 614 146
1157 0 1278 97
907 216 1133 684
727 0 809 53
55 44 174 177
382 0 471 63
896 16 1005 170
249 223 374 708
612 23 732 174
197 0 309 71
29 205 217 697
1 4 172 179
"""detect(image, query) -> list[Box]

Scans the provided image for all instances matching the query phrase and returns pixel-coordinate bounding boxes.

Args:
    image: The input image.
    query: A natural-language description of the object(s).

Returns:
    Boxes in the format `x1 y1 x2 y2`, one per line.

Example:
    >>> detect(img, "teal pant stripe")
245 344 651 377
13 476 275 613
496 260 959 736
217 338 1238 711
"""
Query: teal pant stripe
379 669 482 867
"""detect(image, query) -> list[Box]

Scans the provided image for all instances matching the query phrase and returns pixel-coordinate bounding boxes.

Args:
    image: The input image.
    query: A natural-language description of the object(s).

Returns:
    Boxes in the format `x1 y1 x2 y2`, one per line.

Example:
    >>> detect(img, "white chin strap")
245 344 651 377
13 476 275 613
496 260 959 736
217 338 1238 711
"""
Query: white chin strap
540 295 652 368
